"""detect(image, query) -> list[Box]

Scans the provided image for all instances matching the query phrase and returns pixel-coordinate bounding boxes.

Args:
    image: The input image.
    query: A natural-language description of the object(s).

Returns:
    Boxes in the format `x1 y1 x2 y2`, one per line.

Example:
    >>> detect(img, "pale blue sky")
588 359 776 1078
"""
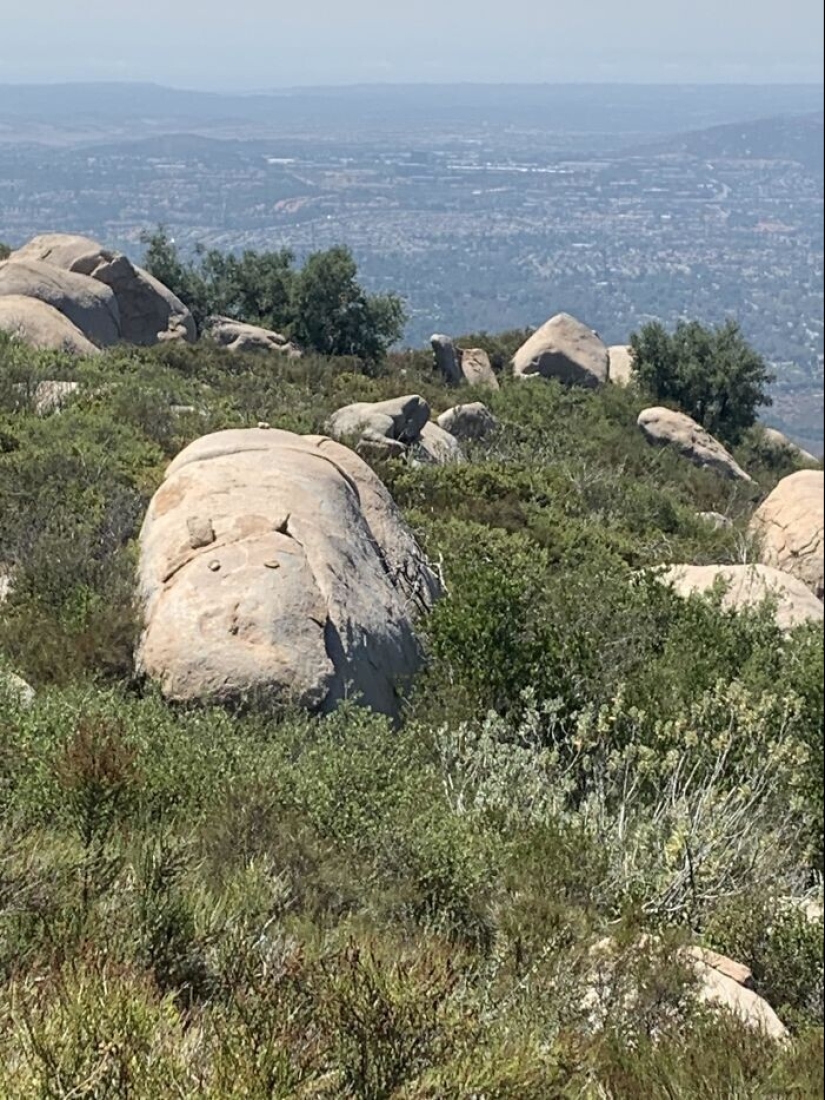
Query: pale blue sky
1 0 823 87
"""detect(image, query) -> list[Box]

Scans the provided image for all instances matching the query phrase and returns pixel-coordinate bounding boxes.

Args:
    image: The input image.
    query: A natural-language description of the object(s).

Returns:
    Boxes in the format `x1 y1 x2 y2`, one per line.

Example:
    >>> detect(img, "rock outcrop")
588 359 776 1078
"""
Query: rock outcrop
430 335 499 390
430 334 463 385
749 470 824 598
0 295 99 356
437 402 497 441
326 395 431 448
413 421 464 465
760 427 820 466
136 428 441 716
658 563 823 632
637 407 753 482
326 395 464 466
512 313 609 387
9 233 195 347
205 316 301 357
607 344 634 386
0 257 121 346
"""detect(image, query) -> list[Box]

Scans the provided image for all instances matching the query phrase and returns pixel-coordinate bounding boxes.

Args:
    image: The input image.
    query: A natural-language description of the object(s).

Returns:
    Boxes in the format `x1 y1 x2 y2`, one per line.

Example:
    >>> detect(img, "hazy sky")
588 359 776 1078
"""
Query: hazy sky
1 0 823 87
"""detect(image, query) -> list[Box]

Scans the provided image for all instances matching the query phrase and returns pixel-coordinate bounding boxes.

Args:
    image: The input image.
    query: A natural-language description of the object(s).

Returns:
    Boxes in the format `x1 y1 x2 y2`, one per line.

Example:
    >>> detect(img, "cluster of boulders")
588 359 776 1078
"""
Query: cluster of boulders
0 234 196 351
324 393 497 466
657 468 824 630
0 233 303 359
430 335 499 389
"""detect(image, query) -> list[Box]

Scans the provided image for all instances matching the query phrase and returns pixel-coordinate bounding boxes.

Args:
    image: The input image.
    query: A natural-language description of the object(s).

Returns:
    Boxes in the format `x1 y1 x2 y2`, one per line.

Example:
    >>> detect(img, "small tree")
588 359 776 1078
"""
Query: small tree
630 319 774 444
139 226 212 327
289 246 406 361
0 242 11 261
141 229 405 361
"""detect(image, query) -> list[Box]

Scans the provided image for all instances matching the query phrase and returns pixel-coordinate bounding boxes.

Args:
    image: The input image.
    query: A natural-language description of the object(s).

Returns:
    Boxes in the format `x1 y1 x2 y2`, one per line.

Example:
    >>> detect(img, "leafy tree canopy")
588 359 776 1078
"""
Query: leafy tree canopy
140 227 406 362
630 318 774 445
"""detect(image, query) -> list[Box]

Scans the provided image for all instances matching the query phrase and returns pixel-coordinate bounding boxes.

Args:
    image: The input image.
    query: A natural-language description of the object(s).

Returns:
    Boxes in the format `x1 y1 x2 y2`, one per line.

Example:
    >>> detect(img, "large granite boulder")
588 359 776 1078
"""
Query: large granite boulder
607 344 634 386
637 407 753 482
0 295 99 356
12 233 195 346
437 402 498 441
326 395 431 448
512 313 609 387
136 428 441 716
205 316 301 357
749 470 824 599
430 335 499 390
658 563 823 632
0 257 121 346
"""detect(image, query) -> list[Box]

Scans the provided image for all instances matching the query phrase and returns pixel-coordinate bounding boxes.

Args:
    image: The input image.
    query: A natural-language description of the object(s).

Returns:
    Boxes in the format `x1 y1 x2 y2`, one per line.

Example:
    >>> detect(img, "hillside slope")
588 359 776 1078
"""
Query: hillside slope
0 333 822 1096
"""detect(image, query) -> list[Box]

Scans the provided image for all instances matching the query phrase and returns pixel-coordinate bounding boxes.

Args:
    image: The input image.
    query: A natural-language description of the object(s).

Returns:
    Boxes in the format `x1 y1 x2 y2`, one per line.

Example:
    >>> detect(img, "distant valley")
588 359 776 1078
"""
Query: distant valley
0 82 822 450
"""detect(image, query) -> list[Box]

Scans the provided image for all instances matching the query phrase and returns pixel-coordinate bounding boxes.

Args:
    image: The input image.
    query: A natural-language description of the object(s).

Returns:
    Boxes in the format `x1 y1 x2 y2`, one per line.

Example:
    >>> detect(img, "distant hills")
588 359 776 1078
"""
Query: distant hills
0 82 822 143
626 111 825 177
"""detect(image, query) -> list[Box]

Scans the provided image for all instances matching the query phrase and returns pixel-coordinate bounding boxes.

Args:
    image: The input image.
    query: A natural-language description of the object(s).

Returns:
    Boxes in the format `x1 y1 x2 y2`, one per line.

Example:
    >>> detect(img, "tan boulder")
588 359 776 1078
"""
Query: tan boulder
355 432 407 461
607 344 634 386
459 348 499 390
13 233 195 346
690 953 787 1040
0 258 121 346
437 402 497 441
749 470 824 598
761 427 820 466
206 315 301 356
12 232 110 273
658 563 823 631
587 938 786 1041
0 295 99 355
512 313 608 387
638 407 753 482
136 428 440 716
413 421 464 465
